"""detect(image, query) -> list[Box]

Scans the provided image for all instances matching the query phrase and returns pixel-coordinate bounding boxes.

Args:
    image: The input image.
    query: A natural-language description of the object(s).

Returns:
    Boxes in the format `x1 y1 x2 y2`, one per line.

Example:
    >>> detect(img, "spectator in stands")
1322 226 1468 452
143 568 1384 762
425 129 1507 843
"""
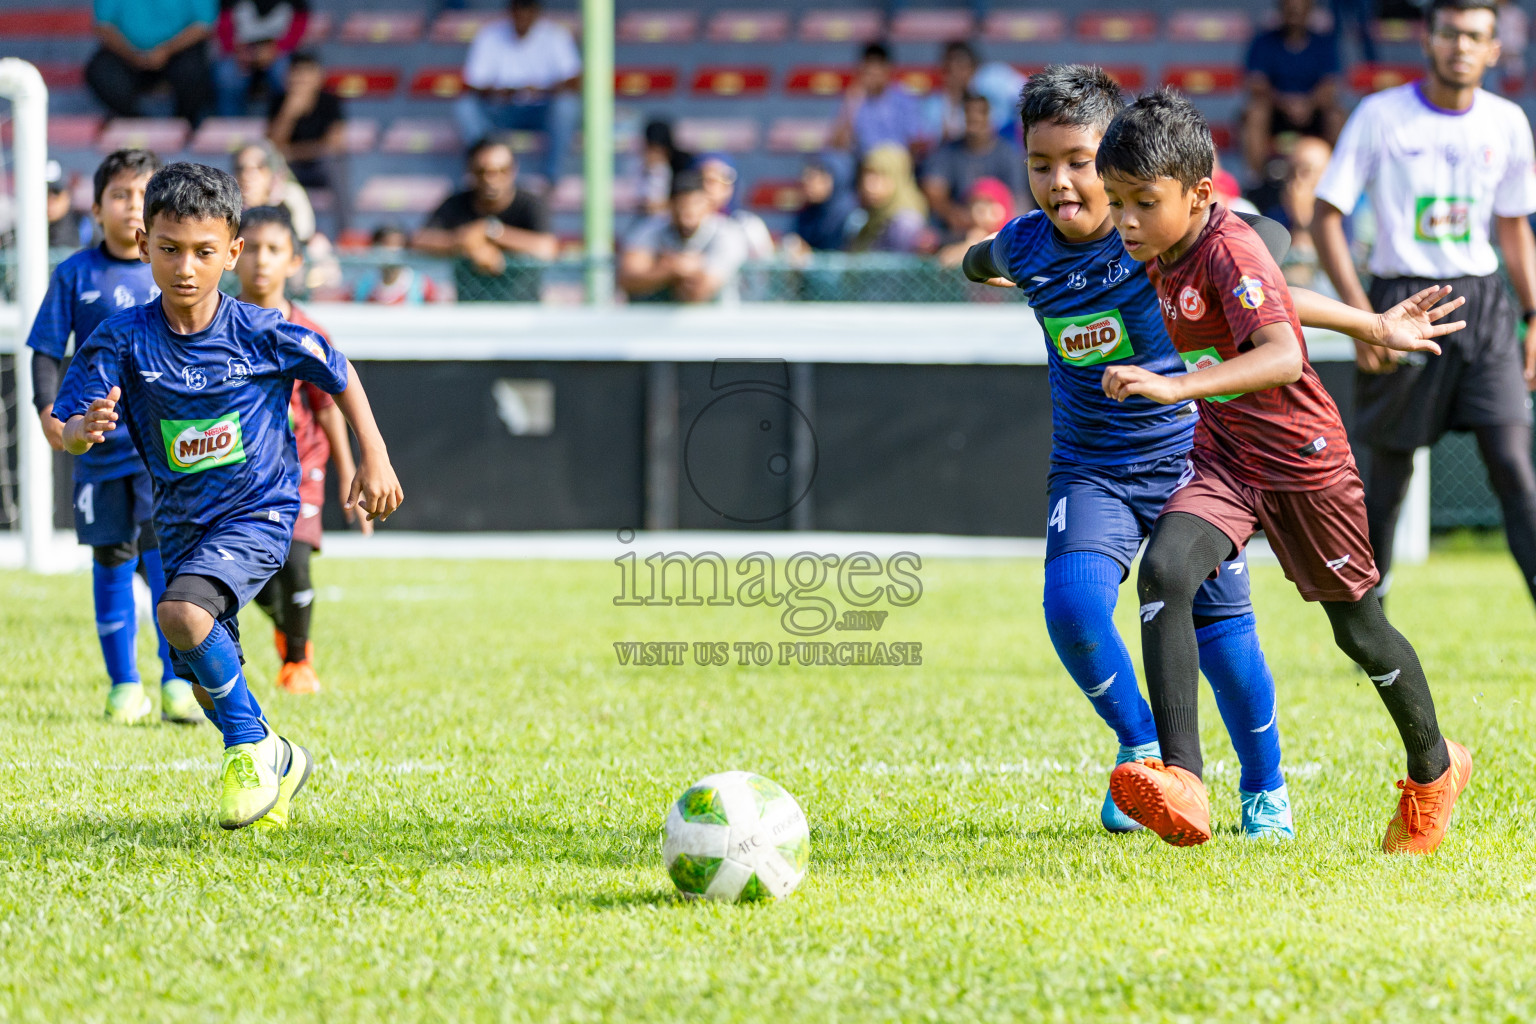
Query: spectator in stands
938 177 1015 267
86 0 217 127
847 145 934 254
454 0 581 186
1498 0 1528 86
619 169 749 304
785 155 859 253
1253 135 1334 288
921 41 979 145
638 119 694 217
1241 0 1345 177
213 0 309 117
46 162 89 250
234 141 316 242
1330 0 1378 64
921 93 1025 238
266 52 344 191
831 43 925 156
699 154 775 260
354 226 446 304
414 138 558 301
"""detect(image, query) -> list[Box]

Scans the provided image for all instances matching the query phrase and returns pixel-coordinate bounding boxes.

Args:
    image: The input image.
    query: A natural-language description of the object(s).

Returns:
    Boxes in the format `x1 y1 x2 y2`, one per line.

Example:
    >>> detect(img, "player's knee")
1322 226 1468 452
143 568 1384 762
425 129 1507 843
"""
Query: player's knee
1323 598 1382 665
92 542 137 569
1137 544 1201 607
156 600 213 650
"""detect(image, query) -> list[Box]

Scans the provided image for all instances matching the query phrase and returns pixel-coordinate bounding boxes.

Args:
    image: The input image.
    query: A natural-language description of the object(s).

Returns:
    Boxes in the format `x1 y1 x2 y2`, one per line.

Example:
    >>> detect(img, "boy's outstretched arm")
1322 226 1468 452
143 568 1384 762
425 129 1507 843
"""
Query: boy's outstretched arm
1292 284 1462 355
329 361 403 522
313 400 372 535
60 386 122 455
1102 323 1303 405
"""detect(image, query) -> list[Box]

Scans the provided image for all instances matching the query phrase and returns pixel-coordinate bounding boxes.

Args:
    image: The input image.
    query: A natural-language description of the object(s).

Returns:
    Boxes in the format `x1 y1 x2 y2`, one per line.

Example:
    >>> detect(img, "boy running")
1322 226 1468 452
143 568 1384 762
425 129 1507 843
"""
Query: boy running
235 205 372 696
1095 91 1469 853
53 163 403 830
26 148 202 726
961 66 1464 839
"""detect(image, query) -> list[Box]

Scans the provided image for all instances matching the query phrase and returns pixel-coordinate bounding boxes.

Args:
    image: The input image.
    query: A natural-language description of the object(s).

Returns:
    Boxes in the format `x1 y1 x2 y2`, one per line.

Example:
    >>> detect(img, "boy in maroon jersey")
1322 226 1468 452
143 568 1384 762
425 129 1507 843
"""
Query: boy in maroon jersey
1093 91 1471 854
236 205 371 694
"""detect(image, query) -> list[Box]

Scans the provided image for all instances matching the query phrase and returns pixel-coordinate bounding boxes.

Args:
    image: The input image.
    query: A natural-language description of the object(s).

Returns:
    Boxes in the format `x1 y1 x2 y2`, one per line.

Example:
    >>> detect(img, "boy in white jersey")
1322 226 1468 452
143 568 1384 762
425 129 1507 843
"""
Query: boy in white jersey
1315 0 1536 608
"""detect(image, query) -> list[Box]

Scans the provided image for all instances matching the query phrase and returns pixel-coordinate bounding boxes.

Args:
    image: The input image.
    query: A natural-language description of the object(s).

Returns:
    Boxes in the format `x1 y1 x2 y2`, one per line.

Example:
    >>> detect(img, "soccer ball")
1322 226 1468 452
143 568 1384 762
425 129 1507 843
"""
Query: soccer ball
662 771 810 902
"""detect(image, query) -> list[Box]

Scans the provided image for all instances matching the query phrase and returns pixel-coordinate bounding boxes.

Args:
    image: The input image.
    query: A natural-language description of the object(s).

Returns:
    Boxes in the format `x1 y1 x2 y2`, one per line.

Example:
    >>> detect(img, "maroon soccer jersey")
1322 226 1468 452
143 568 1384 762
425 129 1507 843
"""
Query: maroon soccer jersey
1147 204 1353 491
288 304 336 549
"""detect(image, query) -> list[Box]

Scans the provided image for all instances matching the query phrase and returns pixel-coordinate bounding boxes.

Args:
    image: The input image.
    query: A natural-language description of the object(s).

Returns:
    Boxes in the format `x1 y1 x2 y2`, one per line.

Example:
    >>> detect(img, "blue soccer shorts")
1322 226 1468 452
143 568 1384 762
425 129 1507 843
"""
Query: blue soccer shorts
72 470 154 548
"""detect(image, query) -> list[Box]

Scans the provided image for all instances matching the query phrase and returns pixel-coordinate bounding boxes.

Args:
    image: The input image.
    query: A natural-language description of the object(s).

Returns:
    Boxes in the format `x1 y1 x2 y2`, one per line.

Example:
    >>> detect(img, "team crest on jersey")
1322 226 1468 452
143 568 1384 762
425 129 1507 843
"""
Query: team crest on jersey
226 358 252 388
182 366 208 391
1178 285 1207 320
1067 271 1087 290
1102 257 1132 286
1232 275 1266 310
300 334 326 361
112 285 135 308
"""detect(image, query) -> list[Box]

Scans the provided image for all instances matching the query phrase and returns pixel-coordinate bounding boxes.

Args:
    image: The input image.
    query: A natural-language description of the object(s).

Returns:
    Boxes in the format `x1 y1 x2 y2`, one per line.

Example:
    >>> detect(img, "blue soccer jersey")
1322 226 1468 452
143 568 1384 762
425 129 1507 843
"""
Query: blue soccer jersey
26 245 160 483
52 293 350 535
991 212 1197 466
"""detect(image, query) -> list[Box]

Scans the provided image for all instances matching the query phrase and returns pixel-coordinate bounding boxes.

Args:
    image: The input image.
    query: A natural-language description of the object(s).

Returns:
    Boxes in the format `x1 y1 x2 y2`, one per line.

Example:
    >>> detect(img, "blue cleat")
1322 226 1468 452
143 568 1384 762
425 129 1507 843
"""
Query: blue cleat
1240 783 1295 839
1102 740 1161 833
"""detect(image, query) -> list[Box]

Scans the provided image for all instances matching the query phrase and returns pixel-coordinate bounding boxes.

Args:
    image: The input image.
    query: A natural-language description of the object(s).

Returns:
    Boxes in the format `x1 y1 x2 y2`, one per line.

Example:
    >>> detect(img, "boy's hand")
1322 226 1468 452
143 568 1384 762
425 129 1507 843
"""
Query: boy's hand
37 405 66 451
1370 284 1460 356
345 454 403 523
1102 365 1184 405
79 387 121 444
340 489 376 535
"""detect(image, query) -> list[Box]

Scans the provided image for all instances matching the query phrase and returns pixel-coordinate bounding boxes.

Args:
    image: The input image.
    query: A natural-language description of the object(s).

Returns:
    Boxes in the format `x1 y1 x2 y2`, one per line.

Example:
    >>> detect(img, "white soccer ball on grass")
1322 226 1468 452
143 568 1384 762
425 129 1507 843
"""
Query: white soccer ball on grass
662 771 810 902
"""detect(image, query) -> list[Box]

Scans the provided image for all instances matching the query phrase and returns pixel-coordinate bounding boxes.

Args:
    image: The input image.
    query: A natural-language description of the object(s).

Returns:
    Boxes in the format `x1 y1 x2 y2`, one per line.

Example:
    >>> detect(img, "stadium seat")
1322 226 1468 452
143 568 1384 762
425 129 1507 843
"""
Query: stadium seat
549 175 584 213
1348 63 1421 93
334 227 373 251
748 179 805 212
895 67 942 96
617 10 698 43
190 117 269 155
890 9 974 42
301 12 332 45
340 119 381 154
0 7 93 36
798 9 883 43
785 67 855 97
1372 19 1420 43
46 114 101 149
1162 65 1242 96
409 68 466 99
35 62 84 88
1166 10 1253 43
339 12 425 44
326 69 400 100
616 68 678 98
1076 11 1157 43
506 131 545 155
97 118 189 154
354 174 453 214
1210 124 1234 150
544 11 582 37
1096 66 1148 91
767 117 833 153
430 9 501 44
983 11 1066 43
381 118 461 155
674 117 759 153
706 11 790 43
691 67 771 98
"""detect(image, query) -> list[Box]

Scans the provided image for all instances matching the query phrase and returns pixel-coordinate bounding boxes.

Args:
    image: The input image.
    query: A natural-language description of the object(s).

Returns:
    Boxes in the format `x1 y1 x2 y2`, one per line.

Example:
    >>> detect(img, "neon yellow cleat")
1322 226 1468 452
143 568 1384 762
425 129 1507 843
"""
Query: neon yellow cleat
218 728 286 830
104 682 154 726
159 678 204 725
252 739 314 831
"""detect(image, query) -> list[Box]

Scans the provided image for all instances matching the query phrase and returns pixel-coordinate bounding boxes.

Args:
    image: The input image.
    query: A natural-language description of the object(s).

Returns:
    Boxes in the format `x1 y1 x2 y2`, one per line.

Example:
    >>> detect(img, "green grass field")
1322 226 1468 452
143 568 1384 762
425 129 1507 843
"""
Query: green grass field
3 548 1535 1022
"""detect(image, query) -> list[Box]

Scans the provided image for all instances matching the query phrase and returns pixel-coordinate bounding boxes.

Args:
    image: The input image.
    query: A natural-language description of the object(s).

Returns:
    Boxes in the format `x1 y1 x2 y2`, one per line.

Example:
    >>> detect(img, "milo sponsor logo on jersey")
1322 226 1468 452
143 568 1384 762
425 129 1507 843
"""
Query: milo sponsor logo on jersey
1179 347 1242 403
1414 196 1473 242
161 413 247 473
1042 309 1134 366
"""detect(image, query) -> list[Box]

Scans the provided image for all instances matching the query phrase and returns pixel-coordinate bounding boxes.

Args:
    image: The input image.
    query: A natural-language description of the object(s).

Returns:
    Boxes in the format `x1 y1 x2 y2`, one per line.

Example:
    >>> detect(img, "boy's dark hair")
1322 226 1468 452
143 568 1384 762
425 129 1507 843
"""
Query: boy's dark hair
670 167 706 198
1018 64 1126 145
1094 89 1214 190
93 149 161 206
942 40 977 64
144 162 244 233
862 42 891 63
372 223 406 245
1428 0 1498 30
239 204 299 251
961 90 990 112
467 136 513 165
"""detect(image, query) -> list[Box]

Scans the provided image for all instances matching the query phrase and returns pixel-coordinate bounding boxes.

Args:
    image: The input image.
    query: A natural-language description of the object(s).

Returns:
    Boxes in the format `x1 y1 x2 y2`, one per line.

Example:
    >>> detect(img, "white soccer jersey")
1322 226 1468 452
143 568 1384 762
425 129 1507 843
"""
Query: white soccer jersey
1315 81 1536 279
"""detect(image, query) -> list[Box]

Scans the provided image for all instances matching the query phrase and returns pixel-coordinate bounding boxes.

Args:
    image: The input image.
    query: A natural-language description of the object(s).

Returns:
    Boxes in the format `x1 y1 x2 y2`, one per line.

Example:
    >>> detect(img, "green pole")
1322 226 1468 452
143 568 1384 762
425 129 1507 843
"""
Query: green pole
582 0 615 305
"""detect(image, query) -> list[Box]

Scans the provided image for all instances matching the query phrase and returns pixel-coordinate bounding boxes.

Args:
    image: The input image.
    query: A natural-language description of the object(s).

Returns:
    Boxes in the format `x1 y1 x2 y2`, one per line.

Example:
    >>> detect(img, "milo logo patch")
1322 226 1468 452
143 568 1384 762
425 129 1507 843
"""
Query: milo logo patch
1179 346 1242 404
1414 196 1472 242
1042 309 1134 366
162 413 247 473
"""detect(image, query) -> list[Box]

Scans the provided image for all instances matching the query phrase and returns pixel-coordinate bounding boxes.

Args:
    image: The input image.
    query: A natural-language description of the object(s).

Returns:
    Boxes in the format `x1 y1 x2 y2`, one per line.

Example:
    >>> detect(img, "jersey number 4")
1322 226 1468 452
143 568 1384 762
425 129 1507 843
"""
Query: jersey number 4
1049 497 1067 534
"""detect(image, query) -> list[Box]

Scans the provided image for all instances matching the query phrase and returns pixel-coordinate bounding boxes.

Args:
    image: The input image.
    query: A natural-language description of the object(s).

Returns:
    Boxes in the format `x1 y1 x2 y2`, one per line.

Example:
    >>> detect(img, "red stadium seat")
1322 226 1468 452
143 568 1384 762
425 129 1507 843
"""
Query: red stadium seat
0 7 93 36
355 175 454 214
409 68 466 99
785 67 855 97
430 10 501 44
890 9 974 42
1076 11 1157 43
1372 19 1419 43
325 69 400 100
748 180 806 212
618 10 698 43
767 118 834 153
1210 124 1234 150
339 12 424 44
798 9 883 43
1166 10 1253 43
706 11 789 43
983 11 1065 43
335 228 373 252
616 68 678 98
674 117 760 153
381 119 461 155
340 119 380 154
46 114 101 149
300 12 331 45
1097 66 1147 91
1348 63 1420 93
35 62 84 88
894 67 942 96
1162 65 1242 95
189 117 269 155
691 67 771 97
97 118 189 154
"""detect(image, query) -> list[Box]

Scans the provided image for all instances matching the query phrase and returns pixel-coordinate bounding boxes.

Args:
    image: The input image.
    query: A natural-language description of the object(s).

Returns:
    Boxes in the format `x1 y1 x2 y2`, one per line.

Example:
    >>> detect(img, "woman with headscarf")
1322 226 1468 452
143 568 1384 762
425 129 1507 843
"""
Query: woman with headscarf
788 154 859 253
699 153 774 260
848 144 933 254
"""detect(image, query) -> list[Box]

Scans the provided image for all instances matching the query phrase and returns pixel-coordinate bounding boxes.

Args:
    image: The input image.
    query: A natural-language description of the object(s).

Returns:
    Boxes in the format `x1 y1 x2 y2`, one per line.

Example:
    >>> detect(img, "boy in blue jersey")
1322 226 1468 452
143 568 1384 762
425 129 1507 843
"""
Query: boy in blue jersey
961 66 1463 838
53 163 404 831
27 149 203 727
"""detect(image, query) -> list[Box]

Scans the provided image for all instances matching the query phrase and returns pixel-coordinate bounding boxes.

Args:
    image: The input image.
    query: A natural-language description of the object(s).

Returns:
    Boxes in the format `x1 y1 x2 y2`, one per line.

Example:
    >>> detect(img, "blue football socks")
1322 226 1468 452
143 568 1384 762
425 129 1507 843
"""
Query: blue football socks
180 621 266 746
1043 552 1159 748
1197 613 1285 794
93 558 139 685
137 546 181 684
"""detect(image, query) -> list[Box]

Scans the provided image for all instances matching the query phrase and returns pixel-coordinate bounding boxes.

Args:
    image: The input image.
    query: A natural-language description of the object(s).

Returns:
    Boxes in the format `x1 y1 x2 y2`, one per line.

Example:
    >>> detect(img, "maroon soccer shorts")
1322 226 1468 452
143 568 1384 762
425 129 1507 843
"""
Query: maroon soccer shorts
1159 448 1380 603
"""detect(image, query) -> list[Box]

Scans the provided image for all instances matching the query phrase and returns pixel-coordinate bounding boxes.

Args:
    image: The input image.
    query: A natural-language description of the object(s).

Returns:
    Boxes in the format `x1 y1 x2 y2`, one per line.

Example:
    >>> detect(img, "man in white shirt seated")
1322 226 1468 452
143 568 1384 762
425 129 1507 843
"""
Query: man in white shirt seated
453 0 580 186
619 170 749 304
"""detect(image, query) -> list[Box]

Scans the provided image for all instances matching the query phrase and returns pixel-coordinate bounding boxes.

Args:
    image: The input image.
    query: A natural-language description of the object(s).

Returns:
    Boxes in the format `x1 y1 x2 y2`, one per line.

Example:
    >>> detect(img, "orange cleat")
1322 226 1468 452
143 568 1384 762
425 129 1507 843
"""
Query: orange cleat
273 630 314 666
1382 740 1472 855
276 659 321 695
1109 758 1212 846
